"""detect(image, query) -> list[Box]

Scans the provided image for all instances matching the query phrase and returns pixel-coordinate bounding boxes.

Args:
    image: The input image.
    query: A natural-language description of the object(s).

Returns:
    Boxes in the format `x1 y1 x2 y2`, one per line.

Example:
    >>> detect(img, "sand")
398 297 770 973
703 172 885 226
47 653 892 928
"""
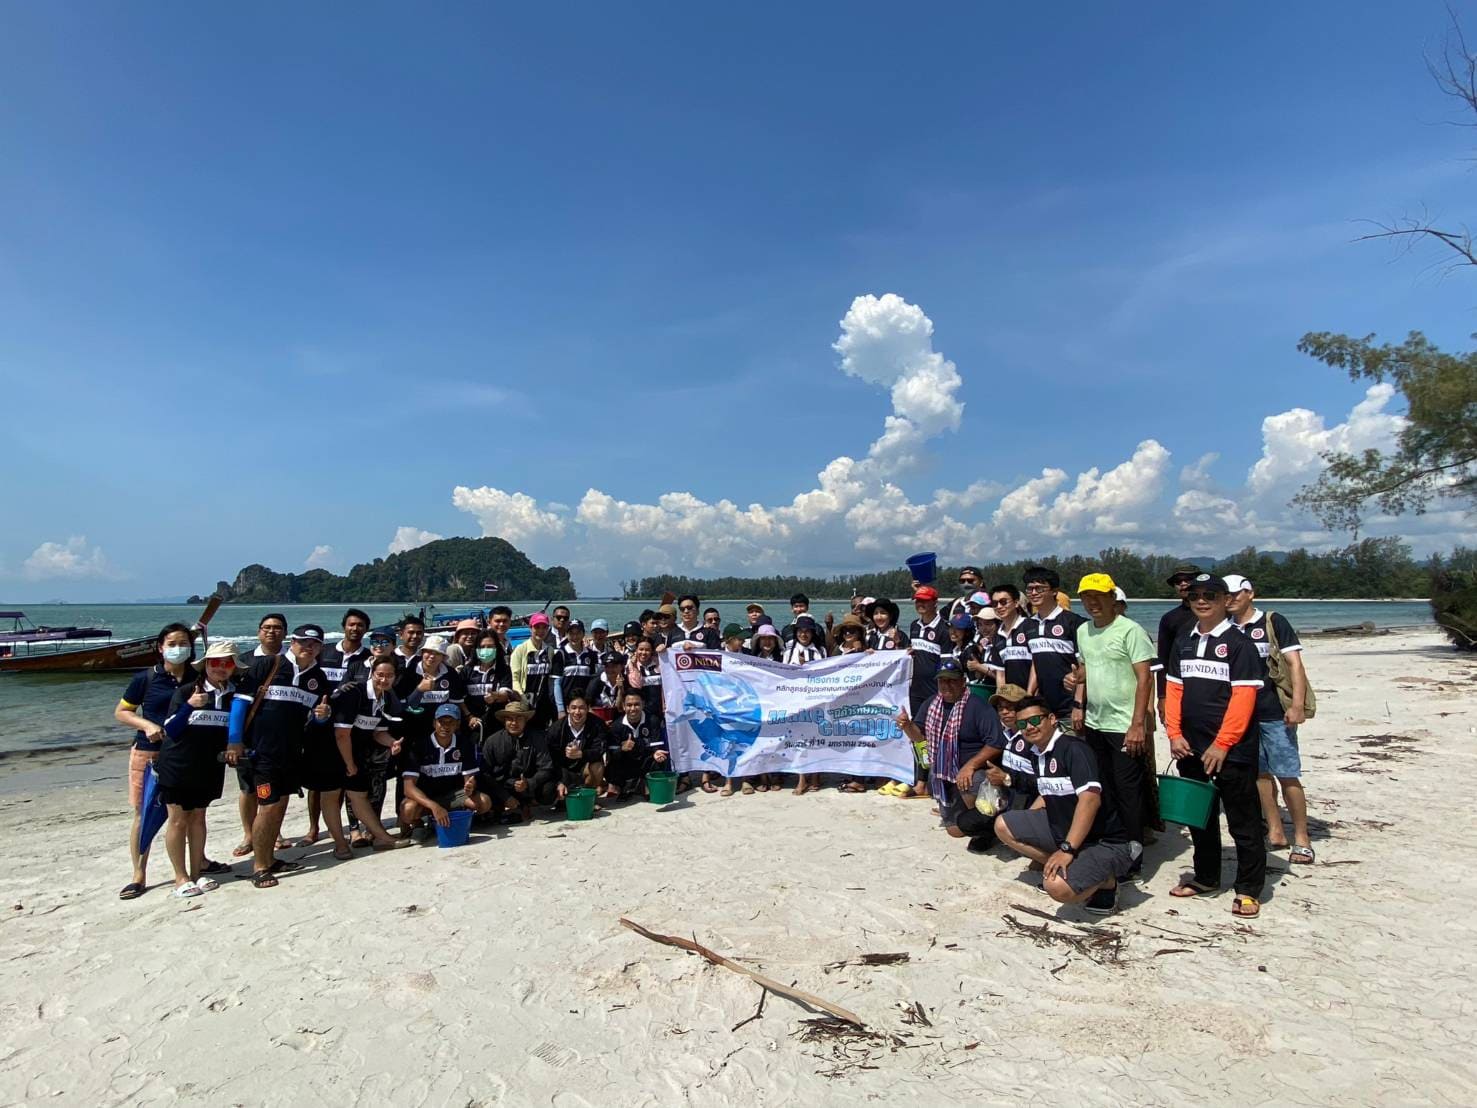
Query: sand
1 629 1475 1107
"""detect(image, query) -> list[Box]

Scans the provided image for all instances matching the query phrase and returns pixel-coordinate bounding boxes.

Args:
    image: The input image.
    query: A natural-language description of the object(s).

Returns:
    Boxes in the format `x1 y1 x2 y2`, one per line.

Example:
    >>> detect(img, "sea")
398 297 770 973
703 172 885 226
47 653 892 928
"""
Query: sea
0 598 1435 758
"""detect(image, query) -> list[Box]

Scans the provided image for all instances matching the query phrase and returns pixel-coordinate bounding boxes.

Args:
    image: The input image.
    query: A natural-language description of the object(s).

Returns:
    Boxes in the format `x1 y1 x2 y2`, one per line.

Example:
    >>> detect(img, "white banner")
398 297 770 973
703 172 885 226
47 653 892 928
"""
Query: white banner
660 648 915 782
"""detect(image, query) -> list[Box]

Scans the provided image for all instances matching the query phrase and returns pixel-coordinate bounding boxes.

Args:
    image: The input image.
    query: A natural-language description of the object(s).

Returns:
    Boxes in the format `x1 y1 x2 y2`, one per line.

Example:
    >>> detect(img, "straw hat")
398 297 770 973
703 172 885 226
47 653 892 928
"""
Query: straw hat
421 635 450 656
197 640 240 667
494 702 535 722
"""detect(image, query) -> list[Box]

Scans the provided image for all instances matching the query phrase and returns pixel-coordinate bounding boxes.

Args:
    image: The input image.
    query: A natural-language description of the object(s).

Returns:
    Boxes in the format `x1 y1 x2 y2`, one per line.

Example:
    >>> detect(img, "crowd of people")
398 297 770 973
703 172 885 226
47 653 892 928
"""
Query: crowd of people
114 564 1315 918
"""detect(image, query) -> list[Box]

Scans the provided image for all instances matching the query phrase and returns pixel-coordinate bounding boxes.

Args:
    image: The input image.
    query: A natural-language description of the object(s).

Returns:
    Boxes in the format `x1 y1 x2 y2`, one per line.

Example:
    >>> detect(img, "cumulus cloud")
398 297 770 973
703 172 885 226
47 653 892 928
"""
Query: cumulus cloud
439 294 1470 590
387 526 445 555
304 544 336 570
22 537 115 580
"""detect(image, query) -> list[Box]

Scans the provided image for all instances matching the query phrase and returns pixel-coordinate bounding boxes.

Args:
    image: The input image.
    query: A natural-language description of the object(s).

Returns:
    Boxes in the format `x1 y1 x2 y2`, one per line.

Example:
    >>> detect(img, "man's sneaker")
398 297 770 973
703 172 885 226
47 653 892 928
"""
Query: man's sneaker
1085 885 1118 916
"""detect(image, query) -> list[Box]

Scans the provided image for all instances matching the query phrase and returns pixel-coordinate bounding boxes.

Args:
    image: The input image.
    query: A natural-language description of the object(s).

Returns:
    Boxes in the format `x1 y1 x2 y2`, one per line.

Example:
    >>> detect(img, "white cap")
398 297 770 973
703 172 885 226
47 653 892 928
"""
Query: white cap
1113 587 1126 603
1222 574 1253 594
421 635 450 655
973 606 999 621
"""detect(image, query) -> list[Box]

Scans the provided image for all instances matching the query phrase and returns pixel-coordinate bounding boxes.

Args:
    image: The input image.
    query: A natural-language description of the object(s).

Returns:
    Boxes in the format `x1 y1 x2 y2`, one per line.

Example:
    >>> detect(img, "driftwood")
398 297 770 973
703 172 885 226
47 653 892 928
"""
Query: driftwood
619 917 865 1027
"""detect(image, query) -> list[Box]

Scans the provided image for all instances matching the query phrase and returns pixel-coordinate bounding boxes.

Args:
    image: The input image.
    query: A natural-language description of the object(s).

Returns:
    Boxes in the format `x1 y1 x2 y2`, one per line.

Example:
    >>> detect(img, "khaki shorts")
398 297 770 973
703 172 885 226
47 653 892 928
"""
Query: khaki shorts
128 747 157 809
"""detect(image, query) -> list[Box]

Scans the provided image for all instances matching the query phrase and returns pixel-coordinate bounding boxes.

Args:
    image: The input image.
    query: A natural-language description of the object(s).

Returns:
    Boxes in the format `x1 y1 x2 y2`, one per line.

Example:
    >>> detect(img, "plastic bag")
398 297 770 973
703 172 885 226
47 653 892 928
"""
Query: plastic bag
974 779 1006 817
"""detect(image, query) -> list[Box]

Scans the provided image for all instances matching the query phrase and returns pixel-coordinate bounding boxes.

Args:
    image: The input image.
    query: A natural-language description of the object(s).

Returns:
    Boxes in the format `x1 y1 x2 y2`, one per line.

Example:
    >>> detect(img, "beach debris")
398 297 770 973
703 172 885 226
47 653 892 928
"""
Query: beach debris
619 917 865 1027
998 904 1125 966
898 1001 931 1027
795 1017 905 1078
822 952 909 973
731 988 768 1032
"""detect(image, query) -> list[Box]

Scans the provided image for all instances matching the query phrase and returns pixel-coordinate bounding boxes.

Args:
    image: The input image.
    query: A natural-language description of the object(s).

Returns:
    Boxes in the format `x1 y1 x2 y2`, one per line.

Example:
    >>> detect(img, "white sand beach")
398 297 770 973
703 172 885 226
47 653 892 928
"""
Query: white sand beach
1 629 1475 1107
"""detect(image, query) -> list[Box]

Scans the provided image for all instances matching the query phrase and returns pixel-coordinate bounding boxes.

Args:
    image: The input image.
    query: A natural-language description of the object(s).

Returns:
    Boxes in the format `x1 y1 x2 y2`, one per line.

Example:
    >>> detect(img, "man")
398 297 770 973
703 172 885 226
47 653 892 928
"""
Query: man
1156 565 1200 725
1224 573 1314 864
588 618 611 658
548 695 610 802
232 612 288 856
702 607 723 637
949 566 984 622
488 605 514 651
652 604 676 651
671 595 720 649
987 584 1032 691
1022 566 1085 721
510 612 559 727
906 586 946 716
1071 573 1155 876
318 609 372 688
552 619 600 719
400 703 492 838
994 698 1135 914
395 614 426 666
896 657 1006 850
780 593 813 645
550 605 572 649
607 689 669 797
479 702 555 820
228 623 334 887
743 603 768 648
1164 574 1266 917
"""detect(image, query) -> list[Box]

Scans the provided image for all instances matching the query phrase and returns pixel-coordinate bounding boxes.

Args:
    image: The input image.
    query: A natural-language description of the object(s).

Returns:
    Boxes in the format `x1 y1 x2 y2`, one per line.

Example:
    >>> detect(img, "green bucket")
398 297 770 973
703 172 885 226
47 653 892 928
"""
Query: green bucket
565 787 597 821
969 684 996 703
1157 773 1217 829
646 771 678 805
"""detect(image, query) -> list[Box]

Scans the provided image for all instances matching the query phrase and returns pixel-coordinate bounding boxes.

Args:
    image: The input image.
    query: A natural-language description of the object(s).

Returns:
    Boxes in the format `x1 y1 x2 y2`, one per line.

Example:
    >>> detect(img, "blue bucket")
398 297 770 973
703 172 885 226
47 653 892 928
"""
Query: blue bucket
435 809 475 848
906 552 938 584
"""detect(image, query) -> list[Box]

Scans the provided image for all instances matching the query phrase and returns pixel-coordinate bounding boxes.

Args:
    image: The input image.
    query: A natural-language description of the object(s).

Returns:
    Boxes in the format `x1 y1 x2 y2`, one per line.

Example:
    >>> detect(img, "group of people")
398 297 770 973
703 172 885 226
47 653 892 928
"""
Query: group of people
114 565 1315 918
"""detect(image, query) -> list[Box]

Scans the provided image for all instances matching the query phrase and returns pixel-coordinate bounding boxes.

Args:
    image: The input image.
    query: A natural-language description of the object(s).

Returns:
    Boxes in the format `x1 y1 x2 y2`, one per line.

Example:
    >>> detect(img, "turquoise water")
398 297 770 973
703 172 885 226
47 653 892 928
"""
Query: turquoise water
0 599 1434 757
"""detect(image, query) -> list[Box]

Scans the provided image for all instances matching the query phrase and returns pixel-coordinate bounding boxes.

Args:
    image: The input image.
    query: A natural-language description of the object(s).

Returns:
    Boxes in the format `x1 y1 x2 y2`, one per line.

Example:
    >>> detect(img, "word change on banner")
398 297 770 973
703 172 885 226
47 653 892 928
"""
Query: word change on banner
659 648 915 782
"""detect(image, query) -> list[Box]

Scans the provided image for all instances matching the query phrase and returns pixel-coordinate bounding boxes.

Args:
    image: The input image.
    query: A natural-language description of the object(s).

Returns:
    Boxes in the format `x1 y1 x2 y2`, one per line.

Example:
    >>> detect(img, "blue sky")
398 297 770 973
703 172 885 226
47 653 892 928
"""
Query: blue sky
3 2 1475 600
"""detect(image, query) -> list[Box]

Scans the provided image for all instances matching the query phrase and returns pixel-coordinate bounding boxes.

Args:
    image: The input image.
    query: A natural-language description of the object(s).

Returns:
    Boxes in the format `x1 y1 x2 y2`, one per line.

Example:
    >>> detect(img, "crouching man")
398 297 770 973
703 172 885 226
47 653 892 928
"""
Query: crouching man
606 690 669 798
479 702 556 822
993 698 1135 915
400 703 492 838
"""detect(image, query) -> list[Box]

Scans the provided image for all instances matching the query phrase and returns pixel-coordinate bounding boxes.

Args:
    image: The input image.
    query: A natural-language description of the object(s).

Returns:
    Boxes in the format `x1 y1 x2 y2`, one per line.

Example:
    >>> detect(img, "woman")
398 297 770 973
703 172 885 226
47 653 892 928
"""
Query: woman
586 652 629 712
782 618 826 796
113 622 199 900
461 630 515 732
334 656 409 850
747 624 785 662
865 600 908 652
156 640 239 896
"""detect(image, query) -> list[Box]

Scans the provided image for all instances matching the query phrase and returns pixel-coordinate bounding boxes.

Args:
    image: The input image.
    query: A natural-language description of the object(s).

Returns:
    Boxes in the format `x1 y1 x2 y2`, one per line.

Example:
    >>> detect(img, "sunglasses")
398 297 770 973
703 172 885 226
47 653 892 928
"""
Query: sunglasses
1017 714 1048 729
1186 591 1222 602
204 657 235 667
679 604 697 611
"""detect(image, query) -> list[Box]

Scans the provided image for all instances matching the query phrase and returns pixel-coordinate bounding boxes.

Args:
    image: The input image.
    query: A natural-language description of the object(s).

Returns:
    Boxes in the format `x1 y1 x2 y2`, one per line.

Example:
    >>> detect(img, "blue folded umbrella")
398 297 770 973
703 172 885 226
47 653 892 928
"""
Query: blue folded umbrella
138 761 168 854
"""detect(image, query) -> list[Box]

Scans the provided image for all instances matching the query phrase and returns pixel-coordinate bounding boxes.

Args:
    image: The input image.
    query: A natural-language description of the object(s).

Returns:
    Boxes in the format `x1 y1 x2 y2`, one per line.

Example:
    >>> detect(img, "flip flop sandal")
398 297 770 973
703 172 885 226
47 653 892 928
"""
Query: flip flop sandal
1169 878 1219 898
251 870 279 889
118 882 145 900
877 782 902 797
194 876 219 892
1290 846 1315 864
332 847 353 861
1231 895 1261 918
172 882 202 898
200 859 231 875
268 859 303 874
231 841 253 858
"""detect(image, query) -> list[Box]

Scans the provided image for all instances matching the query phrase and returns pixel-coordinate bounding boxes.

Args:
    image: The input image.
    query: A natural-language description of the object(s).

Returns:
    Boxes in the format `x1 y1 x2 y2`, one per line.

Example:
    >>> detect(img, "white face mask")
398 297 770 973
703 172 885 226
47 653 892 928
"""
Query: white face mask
163 645 192 665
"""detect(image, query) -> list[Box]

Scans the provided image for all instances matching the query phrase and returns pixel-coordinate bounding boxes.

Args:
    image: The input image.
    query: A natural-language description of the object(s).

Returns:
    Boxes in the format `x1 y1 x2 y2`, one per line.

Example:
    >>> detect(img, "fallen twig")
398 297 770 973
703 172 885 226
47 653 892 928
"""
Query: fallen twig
731 988 768 1032
822 952 910 973
619 917 864 1027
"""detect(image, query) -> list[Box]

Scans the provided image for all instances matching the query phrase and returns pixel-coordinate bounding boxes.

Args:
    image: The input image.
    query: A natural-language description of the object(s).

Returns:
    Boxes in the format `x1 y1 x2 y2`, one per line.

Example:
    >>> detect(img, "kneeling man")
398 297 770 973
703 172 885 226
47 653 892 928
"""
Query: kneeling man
993 697 1135 915
400 703 492 836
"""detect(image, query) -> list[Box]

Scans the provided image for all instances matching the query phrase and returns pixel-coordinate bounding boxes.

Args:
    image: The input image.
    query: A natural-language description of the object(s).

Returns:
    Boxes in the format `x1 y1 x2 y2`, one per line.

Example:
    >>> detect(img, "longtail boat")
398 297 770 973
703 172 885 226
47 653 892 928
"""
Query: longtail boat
0 611 112 645
0 596 223 675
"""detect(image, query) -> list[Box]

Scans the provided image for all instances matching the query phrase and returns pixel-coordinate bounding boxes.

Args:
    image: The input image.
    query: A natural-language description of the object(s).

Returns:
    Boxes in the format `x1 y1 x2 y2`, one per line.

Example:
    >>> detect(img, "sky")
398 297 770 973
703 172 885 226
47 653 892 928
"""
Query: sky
3 1 1476 601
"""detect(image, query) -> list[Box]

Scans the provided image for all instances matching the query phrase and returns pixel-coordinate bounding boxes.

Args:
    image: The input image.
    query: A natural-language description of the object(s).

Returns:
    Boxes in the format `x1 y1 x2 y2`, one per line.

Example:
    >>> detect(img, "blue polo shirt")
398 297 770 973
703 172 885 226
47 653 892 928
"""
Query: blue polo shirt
120 664 197 752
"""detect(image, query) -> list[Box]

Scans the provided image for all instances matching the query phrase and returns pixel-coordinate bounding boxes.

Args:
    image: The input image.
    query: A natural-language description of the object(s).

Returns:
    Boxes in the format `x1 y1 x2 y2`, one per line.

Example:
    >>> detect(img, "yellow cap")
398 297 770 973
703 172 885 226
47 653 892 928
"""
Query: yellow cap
1077 572 1117 595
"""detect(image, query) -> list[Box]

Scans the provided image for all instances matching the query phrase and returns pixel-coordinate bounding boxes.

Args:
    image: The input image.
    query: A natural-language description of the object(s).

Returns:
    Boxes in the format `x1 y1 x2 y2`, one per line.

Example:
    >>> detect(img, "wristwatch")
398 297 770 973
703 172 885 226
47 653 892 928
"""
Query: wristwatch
1058 840 1077 855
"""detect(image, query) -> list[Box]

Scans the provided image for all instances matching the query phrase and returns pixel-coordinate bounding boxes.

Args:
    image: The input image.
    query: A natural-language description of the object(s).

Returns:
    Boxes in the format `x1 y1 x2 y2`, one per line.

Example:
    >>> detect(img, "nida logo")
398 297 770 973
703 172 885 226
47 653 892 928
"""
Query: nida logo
1215 643 1229 658
1015 634 1026 644
1051 625 1064 637
675 653 722 672
1251 627 1265 640
306 679 318 692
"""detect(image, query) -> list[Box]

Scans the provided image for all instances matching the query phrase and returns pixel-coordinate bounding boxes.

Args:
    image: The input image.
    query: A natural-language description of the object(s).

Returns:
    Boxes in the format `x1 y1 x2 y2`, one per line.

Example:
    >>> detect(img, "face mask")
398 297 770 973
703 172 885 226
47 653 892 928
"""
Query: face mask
476 648 497 663
163 645 192 665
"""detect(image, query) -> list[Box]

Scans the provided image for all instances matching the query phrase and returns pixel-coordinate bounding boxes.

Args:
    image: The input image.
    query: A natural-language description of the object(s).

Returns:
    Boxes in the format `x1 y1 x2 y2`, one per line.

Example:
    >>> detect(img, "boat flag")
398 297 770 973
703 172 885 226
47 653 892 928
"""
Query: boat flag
483 582 500 594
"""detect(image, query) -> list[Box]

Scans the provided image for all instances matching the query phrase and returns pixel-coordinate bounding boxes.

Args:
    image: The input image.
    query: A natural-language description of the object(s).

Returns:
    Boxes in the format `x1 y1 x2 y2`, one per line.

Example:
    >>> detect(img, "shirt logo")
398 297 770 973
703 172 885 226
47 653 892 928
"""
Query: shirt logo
1215 643 1229 658
438 678 448 689
1015 634 1026 644
1250 627 1265 640
1051 625 1063 637
306 678 319 692
1048 758 1058 773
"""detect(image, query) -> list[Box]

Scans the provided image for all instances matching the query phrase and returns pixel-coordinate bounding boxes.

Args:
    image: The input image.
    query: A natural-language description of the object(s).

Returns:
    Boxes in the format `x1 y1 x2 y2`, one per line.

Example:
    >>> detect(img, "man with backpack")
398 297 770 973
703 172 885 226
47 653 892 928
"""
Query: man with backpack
1224 574 1316 865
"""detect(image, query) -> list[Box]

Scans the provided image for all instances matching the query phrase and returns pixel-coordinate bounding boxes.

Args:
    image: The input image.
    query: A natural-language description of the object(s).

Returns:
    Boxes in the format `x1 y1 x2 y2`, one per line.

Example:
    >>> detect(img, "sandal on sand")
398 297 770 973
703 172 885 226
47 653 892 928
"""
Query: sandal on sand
332 846 352 861
194 876 219 892
173 881 202 898
251 870 278 889
1231 895 1261 917
1169 878 1219 898
741 783 755 795
1289 846 1315 864
231 841 253 858
877 782 903 797
200 859 230 875
118 882 145 900
268 859 302 874
371 839 405 851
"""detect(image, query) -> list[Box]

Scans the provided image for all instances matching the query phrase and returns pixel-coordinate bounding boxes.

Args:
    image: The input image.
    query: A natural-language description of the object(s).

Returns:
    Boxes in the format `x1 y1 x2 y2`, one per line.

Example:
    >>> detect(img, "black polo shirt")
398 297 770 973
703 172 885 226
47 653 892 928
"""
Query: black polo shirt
907 615 947 700
1032 729 1126 844
1000 730 1036 799
1232 609 1299 721
671 623 721 649
1165 617 1263 764
234 654 330 766
402 732 479 799
1157 602 1195 697
121 663 198 752
318 643 370 689
866 626 910 652
1026 607 1086 714
990 618 1033 689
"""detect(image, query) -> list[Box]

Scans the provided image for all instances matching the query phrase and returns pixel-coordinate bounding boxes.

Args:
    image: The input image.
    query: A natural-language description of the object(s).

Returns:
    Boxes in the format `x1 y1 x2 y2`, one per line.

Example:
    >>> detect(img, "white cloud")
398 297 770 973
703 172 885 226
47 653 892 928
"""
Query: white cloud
436 295 1472 591
387 526 445 555
22 537 115 580
304 544 335 570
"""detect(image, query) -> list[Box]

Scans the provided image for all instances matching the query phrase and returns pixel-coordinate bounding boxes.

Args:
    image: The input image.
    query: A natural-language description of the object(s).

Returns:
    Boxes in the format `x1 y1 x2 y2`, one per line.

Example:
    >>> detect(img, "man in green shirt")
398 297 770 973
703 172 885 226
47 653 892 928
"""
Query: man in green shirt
1072 573 1155 872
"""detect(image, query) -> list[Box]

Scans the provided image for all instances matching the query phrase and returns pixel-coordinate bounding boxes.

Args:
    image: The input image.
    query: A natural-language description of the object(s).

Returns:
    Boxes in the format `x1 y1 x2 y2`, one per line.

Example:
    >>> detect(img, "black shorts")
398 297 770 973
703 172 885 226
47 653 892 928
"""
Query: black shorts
249 767 299 806
158 785 217 811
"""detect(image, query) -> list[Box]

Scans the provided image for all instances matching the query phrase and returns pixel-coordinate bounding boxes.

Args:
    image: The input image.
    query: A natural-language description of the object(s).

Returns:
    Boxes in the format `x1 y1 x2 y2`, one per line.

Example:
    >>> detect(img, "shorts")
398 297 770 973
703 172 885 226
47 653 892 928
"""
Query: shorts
158 785 216 812
1256 720 1301 778
128 747 157 809
418 789 471 811
248 768 299 806
1000 808 1134 894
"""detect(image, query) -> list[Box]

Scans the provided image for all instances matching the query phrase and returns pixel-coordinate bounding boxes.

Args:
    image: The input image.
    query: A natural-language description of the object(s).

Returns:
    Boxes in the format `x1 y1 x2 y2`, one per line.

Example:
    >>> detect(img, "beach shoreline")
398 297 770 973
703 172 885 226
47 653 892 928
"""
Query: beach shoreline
1 629 1474 1105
